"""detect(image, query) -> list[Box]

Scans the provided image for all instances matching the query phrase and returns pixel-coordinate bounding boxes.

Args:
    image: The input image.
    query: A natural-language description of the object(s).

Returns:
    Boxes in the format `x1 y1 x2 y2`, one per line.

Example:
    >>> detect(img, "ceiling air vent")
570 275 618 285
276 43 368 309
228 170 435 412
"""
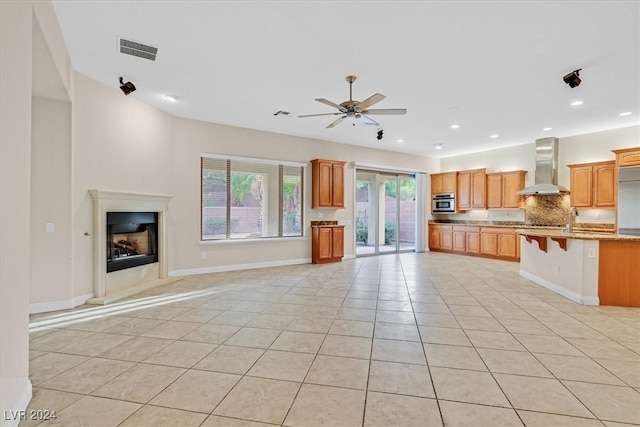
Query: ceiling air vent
119 38 158 61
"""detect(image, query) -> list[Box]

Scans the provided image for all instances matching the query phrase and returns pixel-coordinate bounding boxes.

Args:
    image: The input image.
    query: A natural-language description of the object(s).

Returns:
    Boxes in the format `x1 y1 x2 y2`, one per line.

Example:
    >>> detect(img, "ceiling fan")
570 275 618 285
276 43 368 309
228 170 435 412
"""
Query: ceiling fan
299 75 407 128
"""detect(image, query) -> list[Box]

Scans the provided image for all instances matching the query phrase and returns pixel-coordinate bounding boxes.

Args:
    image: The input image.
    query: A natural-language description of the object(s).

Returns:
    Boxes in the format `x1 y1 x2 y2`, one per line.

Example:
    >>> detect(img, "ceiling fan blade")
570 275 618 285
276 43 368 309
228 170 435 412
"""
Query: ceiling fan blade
315 98 346 111
355 93 386 110
361 108 407 115
298 112 342 118
357 115 380 126
326 116 346 128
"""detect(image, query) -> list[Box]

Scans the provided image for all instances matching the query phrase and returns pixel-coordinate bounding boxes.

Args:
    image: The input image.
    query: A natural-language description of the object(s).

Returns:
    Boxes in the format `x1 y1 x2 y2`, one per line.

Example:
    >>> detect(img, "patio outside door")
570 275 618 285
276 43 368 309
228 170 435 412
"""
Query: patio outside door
355 170 416 256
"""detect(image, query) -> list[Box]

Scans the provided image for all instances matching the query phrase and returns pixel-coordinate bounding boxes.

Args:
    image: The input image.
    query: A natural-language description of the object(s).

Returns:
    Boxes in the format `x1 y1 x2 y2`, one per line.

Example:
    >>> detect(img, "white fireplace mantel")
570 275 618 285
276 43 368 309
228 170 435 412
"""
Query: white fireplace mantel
88 189 179 304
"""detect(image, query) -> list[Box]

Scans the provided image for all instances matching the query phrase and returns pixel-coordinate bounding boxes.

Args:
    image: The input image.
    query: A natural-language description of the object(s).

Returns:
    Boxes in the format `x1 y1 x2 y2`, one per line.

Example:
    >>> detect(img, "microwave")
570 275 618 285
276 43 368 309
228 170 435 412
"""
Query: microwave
432 193 455 213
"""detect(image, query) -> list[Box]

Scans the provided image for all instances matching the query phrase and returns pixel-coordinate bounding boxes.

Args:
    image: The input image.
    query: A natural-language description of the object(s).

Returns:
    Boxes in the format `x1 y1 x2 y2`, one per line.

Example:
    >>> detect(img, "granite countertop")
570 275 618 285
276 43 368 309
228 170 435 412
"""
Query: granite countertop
428 220 615 233
310 220 340 227
515 228 640 241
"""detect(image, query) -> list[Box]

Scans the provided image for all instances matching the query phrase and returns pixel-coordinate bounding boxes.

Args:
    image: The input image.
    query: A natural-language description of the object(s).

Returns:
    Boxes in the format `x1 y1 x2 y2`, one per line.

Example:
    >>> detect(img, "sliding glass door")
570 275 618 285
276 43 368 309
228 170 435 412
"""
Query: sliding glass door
355 169 416 256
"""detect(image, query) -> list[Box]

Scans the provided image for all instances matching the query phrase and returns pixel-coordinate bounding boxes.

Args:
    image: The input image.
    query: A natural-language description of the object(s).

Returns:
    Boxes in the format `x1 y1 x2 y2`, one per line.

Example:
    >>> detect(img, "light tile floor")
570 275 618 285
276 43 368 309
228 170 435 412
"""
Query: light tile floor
24 252 640 426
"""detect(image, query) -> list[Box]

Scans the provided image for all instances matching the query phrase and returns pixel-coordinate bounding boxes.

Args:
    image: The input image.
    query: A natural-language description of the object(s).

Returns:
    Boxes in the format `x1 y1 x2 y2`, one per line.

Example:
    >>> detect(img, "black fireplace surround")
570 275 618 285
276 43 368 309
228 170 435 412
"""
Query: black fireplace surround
106 212 158 273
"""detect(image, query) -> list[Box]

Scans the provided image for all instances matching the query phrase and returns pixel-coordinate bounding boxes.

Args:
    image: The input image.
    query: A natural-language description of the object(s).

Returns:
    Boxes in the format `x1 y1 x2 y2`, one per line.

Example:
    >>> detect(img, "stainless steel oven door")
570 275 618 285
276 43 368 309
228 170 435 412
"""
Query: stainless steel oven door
432 194 455 213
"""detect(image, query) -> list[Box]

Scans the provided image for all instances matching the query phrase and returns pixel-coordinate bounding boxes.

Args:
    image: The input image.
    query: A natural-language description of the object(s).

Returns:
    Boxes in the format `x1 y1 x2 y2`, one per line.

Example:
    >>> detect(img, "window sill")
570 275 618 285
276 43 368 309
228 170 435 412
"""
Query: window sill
200 236 308 246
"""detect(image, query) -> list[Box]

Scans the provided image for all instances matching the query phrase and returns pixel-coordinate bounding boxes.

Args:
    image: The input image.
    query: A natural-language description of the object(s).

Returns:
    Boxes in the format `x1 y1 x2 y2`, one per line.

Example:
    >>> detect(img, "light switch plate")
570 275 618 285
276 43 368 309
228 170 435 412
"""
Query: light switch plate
45 222 54 233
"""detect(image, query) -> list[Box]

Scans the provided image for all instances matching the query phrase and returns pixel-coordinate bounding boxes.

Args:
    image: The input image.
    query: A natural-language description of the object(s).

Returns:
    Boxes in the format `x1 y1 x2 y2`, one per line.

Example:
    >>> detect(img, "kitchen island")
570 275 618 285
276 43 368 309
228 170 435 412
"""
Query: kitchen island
516 228 640 307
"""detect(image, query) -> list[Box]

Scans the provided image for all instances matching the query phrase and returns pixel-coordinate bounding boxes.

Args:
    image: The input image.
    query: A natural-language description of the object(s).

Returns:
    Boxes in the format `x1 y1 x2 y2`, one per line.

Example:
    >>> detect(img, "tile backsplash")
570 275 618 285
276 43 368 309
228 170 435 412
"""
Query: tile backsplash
523 194 570 226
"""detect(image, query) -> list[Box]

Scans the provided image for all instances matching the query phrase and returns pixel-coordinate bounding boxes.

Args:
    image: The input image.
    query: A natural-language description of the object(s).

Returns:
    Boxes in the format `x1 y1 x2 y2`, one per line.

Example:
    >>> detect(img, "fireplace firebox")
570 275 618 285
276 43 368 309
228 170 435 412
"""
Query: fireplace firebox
107 212 158 273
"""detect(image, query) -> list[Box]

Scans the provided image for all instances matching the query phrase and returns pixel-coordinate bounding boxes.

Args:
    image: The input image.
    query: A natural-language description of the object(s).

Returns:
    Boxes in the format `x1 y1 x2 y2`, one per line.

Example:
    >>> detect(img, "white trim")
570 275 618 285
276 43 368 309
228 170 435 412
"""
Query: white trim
170 258 311 276
519 270 599 305
353 162 426 174
201 152 307 168
29 293 94 314
1 378 32 427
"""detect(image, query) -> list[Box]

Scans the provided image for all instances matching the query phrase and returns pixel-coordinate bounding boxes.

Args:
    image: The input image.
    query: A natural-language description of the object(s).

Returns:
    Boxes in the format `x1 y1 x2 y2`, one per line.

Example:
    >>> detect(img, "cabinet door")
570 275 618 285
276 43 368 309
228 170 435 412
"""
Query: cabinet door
616 149 640 167
440 230 453 250
480 233 497 255
431 174 444 195
453 231 466 252
570 166 593 207
497 233 517 258
331 162 345 208
429 227 441 249
466 232 480 253
314 161 333 207
457 171 471 209
470 169 487 208
593 163 615 207
502 171 525 209
442 173 457 194
486 174 502 208
332 226 344 258
317 227 333 260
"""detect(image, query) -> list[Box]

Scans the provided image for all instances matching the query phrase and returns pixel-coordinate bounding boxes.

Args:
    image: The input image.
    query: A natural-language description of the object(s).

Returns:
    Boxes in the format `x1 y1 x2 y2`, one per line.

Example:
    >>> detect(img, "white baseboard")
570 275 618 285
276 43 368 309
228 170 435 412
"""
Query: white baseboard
170 258 312 276
1 378 32 427
29 293 94 314
519 270 599 306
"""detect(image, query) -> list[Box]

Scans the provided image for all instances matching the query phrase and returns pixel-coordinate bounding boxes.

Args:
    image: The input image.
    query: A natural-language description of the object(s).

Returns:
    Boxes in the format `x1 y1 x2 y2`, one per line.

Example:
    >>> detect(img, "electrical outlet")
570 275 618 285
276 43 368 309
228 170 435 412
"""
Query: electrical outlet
201 252 207 260
317 212 324 218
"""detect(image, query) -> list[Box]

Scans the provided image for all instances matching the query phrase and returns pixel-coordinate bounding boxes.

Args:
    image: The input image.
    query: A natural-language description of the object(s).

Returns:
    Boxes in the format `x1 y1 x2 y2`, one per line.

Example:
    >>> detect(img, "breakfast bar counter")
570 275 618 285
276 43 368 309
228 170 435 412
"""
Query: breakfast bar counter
516 229 640 307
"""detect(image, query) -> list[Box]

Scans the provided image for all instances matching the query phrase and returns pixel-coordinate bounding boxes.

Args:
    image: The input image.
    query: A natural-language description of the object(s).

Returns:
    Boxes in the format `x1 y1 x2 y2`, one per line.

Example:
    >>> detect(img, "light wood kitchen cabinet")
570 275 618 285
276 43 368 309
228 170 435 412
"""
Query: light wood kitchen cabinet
311 159 345 208
457 169 486 210
613 147 640 167
480 227 518 259
429 224 517 260
431 172 457 195
487 171 526 209
312 225 344 263
429 224 453 250
568 161 615 208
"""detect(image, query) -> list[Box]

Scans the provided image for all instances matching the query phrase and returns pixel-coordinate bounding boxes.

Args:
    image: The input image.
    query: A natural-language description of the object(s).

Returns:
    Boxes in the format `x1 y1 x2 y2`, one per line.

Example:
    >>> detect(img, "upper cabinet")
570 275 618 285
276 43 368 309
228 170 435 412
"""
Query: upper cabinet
311 159 345 208
457 169 486 210
487 170 526 209
430 172 457 195
613 147 640 167
568 161 615 208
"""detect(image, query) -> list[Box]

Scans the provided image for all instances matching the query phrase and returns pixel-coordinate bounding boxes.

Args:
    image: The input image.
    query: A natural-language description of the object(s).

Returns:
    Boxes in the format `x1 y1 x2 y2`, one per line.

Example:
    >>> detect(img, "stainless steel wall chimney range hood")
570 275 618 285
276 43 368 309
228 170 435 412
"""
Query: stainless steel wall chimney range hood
517 137 569 195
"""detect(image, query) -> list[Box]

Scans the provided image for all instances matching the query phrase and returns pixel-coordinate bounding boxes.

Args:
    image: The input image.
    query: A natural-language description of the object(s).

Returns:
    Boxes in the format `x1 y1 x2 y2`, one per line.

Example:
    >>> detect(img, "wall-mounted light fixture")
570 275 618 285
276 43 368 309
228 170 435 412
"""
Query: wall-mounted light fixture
119 77 136 95
563 69 582 88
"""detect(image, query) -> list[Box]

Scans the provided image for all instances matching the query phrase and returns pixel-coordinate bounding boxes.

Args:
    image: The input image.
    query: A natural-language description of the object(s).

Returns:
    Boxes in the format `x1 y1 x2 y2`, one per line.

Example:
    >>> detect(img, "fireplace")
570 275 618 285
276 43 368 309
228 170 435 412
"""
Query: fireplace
107 212 158 273
89 190 178 304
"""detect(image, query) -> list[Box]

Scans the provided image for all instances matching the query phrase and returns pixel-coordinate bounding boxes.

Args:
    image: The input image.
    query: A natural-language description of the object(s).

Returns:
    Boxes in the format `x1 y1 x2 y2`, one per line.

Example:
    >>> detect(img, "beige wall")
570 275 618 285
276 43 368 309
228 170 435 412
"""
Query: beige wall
30 98 72 305
1 1 33 419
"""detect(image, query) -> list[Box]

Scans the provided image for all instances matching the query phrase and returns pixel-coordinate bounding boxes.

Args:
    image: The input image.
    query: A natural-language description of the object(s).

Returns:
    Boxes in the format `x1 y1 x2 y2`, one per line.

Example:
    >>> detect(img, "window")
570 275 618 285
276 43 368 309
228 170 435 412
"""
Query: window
201 154 304 240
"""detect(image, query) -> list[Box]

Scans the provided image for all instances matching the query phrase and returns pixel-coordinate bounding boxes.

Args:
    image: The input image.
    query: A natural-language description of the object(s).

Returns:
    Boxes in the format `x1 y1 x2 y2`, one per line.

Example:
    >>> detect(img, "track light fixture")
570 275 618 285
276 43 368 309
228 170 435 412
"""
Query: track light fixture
377 129 384 140
119 77 136 95
563 69 582 88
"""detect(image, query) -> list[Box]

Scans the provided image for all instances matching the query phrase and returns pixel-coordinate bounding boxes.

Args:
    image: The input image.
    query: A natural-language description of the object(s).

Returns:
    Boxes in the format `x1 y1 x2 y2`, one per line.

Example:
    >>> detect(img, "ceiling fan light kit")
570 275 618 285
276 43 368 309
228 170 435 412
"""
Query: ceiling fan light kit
299 75 407 129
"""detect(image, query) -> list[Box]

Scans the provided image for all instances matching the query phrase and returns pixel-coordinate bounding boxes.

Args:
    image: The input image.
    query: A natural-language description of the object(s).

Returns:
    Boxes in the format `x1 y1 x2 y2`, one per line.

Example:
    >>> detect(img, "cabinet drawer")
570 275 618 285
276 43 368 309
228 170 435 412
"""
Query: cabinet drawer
453 226 480 232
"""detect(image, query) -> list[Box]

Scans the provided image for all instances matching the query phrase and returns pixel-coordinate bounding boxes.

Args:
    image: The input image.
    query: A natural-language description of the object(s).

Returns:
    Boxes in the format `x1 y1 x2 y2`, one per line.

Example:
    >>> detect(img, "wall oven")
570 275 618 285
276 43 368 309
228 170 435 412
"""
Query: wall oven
432 193 455 213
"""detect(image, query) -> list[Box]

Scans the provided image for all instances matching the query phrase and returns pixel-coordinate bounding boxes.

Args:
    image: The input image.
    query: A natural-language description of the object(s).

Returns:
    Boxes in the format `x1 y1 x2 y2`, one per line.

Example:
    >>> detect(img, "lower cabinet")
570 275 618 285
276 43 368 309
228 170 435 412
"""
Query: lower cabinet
429 224 519 261
312 225 344 264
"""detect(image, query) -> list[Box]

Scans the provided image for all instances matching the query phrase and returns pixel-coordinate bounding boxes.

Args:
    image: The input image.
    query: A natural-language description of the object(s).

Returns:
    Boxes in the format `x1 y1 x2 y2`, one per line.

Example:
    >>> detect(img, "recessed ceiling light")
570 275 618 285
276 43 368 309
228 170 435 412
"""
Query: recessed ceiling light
619 111 632 116
570 100 583 106
543 127 552 131
396 139 404 143
450 124 460 129
490 134 499 139
433 144 443 150
163 94 179 102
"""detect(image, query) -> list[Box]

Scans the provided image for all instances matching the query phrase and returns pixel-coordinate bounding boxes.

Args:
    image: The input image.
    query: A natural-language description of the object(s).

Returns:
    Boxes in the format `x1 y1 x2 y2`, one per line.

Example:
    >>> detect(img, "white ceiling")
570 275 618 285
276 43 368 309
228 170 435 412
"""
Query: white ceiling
51 1 639 158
